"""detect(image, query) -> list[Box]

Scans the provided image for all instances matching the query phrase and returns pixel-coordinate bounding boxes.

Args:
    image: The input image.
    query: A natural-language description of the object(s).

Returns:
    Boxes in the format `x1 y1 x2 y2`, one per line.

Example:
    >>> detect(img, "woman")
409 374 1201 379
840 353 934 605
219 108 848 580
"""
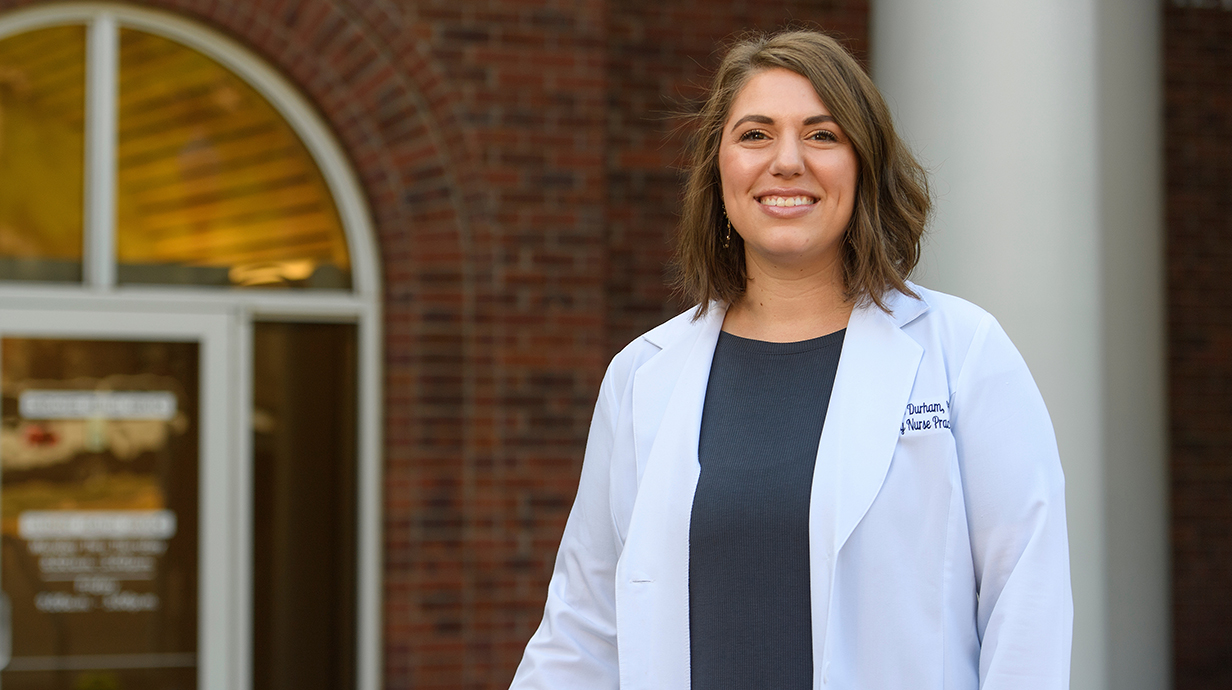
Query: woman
511 30 1072 690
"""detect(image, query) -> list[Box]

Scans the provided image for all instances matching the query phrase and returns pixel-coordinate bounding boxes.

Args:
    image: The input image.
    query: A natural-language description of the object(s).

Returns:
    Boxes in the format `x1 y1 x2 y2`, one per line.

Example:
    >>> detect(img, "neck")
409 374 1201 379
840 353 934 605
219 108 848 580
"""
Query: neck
722 254 852 342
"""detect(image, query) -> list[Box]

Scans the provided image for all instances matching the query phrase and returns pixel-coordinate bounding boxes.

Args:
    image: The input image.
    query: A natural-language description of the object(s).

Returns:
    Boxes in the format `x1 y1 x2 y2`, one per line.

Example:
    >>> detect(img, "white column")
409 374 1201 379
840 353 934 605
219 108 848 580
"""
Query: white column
870 1 1166 689
1095 3 1168 688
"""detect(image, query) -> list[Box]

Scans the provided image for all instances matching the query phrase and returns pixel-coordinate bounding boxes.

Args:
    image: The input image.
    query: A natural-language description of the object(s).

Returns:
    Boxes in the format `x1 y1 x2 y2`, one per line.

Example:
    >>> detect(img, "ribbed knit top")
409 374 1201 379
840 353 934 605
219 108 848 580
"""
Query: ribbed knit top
689 328 845 690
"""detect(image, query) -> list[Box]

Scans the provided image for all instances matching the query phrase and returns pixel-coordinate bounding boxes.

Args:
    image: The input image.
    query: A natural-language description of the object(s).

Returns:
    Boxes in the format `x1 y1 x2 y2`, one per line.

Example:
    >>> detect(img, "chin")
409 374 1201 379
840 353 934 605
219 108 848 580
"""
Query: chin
746 237 841 269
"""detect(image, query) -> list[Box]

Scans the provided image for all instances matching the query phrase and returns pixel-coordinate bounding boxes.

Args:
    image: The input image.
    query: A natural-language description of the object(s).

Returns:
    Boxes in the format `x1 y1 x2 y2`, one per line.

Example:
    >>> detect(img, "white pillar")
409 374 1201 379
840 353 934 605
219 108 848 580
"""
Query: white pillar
870 2 1167 689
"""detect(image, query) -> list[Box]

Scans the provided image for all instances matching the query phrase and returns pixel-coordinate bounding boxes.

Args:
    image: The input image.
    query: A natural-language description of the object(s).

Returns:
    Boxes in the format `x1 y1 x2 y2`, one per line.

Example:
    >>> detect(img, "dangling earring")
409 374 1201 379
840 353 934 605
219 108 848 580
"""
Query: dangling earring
722 208 733 249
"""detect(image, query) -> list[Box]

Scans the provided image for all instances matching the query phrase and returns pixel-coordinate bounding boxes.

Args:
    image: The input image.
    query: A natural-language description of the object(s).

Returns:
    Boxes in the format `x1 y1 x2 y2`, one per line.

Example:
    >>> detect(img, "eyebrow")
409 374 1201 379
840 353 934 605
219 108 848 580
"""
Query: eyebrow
730 114 837 130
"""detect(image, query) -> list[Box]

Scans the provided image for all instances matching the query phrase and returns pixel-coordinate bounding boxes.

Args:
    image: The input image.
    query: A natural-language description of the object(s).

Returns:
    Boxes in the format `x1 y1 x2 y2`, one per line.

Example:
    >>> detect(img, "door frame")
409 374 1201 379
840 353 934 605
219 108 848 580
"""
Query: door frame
0 302 237 689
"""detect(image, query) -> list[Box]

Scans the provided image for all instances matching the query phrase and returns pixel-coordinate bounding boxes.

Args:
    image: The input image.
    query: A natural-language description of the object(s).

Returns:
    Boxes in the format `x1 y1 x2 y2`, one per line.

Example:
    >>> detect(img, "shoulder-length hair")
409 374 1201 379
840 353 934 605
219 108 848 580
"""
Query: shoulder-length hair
672 30 931 314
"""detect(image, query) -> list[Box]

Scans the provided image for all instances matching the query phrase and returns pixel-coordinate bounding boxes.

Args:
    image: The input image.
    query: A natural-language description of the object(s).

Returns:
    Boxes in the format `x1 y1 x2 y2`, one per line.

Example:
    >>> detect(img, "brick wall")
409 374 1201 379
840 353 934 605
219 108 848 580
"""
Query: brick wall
0 1 866 687
1166 3 1232 689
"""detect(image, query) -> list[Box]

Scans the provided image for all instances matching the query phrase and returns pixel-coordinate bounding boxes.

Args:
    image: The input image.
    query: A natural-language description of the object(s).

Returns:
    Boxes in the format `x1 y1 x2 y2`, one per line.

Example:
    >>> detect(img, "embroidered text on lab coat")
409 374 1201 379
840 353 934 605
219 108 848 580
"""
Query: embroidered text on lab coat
900 400 951 435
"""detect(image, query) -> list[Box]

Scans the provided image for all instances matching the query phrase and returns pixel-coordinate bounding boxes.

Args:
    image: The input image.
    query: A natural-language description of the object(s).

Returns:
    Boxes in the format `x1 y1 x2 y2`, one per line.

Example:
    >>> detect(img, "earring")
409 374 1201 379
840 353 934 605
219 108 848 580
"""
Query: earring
722 209 733 249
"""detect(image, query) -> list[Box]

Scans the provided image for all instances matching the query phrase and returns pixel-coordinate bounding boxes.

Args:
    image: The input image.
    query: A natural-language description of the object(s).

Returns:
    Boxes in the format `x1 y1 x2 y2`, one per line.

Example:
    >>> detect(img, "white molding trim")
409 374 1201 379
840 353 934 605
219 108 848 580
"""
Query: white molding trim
356 302 384 690
230 309 254 690
0 285 372 319
84 13 116 289
0 5 386 690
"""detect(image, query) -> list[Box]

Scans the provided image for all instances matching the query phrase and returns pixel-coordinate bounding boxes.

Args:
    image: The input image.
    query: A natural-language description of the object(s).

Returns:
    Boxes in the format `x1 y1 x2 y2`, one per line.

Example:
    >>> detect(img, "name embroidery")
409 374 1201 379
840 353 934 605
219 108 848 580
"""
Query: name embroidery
900 400 951 436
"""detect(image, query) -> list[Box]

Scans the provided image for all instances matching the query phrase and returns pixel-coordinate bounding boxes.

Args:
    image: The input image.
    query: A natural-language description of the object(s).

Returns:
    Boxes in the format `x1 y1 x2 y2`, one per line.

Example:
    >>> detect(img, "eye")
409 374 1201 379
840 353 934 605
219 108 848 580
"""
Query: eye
738 129 768 142
808 129 839 142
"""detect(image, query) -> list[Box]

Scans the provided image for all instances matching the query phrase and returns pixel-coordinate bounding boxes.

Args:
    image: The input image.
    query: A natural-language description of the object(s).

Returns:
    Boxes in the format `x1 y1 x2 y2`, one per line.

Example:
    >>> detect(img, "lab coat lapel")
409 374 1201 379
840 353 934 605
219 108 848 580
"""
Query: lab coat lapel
808 298 925 666
618 305 724 689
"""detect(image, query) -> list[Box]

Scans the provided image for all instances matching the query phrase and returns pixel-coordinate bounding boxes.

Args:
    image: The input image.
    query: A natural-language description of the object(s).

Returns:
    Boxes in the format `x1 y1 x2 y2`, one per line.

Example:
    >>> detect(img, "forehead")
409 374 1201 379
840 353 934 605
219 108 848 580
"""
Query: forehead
726 68 829 123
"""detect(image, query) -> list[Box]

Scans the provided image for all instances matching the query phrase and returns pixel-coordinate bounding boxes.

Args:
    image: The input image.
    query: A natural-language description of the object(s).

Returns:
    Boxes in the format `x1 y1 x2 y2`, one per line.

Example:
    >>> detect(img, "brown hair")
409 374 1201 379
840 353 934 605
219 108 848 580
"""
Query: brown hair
672 30 930 314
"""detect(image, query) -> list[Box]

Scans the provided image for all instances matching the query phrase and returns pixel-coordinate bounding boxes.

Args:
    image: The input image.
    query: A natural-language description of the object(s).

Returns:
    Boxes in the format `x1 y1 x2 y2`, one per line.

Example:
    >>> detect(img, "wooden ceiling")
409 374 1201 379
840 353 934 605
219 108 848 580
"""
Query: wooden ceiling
117 29 350 286
0 24 351 288
0 25 86 261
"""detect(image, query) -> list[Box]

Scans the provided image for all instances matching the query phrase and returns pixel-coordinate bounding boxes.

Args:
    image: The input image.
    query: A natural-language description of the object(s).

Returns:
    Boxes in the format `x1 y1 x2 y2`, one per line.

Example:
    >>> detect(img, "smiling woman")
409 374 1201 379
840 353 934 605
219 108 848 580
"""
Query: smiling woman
717 68 859 341
510 29 1072 690
674 31 931 323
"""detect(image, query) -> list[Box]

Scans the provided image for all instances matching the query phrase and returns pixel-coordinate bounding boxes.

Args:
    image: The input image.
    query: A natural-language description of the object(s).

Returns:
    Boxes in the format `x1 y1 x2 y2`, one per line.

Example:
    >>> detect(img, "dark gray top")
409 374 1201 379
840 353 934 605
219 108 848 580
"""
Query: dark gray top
689 328 845 690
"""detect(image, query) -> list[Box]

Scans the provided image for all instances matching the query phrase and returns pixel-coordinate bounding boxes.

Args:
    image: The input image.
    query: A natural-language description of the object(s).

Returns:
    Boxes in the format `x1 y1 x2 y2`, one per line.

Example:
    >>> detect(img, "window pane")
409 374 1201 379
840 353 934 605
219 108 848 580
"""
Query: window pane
1 338 199 690
0 26 85 282
116 29 351 289
252 322 357 690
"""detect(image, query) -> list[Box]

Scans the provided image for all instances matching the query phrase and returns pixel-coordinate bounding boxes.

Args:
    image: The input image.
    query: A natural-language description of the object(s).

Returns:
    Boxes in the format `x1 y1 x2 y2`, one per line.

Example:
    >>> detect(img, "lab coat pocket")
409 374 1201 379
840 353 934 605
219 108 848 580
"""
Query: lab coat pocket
871 421 958 588
892 418 959 497
870 398 957 549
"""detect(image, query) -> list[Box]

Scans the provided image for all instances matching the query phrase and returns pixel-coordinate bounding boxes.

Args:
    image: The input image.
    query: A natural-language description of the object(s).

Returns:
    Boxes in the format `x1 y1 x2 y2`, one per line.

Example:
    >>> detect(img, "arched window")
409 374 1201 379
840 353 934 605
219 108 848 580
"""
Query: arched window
0 5 382 690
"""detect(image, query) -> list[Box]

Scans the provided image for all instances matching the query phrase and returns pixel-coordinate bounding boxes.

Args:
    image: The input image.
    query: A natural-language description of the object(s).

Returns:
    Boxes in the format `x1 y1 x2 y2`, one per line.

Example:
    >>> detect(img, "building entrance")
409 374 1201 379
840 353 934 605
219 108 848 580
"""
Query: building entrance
0 5 383 687
0 308 231 689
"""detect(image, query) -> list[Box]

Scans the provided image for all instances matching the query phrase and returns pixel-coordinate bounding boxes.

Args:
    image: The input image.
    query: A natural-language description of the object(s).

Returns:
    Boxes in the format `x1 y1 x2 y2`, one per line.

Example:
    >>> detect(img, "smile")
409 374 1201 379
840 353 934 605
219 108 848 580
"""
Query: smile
757 195 816 207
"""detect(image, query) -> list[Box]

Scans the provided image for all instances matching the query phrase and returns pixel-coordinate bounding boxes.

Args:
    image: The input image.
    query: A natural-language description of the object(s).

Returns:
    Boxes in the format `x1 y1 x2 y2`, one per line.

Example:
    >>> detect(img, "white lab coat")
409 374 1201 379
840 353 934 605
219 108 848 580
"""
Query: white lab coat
511 284 1073 690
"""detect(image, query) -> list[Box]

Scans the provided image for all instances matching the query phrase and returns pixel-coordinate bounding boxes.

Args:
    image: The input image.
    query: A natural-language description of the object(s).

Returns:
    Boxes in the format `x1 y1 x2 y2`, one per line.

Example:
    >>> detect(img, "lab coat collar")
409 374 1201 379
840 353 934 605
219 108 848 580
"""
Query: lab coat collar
619 303 723 689
813 288 928 555
809 293 926 672
618 291 927 689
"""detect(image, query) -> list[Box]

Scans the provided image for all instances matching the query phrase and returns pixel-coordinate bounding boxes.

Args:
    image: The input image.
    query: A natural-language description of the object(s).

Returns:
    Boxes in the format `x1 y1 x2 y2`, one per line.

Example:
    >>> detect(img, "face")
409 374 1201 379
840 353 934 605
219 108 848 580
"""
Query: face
718 68 859 277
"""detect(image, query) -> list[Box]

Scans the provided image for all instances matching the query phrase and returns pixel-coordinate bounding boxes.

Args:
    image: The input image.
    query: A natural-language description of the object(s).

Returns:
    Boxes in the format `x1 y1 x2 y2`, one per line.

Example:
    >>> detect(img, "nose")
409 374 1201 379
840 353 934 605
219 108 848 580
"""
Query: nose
769 138 804 177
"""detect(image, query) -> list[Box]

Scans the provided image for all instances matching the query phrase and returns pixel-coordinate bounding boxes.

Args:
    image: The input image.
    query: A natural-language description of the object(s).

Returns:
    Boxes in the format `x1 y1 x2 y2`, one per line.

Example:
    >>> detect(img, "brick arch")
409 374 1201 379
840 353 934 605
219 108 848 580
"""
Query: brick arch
145 0 479 303
133 2 489 686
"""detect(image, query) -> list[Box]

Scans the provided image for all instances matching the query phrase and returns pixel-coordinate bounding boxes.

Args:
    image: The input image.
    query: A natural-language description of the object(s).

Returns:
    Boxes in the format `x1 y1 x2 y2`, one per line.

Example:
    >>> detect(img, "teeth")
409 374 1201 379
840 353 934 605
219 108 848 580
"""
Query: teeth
759 195 814 207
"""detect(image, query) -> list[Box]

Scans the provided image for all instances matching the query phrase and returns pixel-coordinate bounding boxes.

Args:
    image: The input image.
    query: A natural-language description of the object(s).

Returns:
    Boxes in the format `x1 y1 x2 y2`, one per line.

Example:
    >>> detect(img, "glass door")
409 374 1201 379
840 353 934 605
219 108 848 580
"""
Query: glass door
0 307 234 690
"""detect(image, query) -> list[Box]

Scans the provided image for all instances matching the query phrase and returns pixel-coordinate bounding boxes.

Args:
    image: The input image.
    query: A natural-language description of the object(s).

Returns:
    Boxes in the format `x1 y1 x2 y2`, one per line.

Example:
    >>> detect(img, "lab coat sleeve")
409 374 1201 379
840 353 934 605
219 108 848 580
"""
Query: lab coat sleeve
509 362 624 690
952 315 1073 689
